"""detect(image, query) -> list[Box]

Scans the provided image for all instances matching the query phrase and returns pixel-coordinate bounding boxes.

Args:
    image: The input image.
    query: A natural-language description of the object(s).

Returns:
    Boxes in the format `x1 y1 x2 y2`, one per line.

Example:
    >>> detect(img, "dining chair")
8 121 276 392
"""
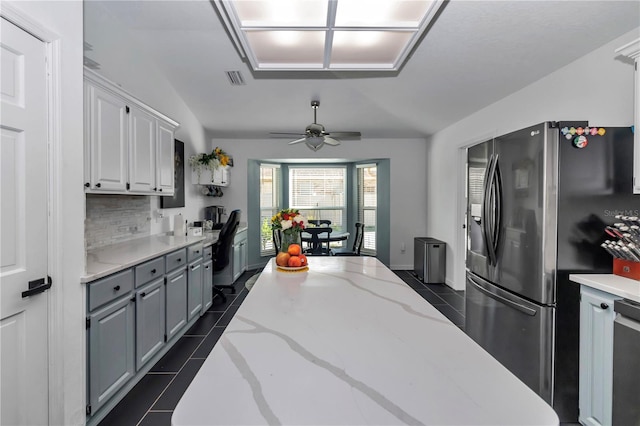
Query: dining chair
272 229 282 255
308 219 332 227
302 227 333 255
332 222 364 256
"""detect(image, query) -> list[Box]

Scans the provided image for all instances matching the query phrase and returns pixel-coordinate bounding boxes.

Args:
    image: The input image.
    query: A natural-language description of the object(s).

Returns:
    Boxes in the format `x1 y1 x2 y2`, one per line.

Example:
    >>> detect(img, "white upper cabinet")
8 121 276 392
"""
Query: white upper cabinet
84 68 179 195
191 166 230 187
129 107 156 193
156 121 175 195
616 38 640 194
86 84 129 191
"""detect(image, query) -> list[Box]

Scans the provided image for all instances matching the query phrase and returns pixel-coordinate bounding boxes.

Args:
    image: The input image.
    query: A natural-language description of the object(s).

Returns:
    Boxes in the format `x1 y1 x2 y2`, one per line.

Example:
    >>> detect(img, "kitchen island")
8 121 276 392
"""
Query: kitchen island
173 256 558 425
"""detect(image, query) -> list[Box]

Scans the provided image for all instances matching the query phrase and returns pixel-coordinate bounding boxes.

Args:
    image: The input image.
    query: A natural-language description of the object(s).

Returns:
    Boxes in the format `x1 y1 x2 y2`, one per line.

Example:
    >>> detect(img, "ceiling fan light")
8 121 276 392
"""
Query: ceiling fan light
306 136 325 151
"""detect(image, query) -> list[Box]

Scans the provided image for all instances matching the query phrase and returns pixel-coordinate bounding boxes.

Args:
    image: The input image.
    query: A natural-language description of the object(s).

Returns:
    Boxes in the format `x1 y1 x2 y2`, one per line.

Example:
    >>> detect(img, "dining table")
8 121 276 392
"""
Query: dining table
172 256 559 425
301 229 349 254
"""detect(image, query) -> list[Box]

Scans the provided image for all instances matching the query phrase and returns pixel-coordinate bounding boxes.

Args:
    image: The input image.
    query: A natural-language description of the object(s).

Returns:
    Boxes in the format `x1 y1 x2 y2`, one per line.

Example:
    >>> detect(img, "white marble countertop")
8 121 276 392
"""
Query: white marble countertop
173 257 558 426
570 274 640 302
83 233 217 283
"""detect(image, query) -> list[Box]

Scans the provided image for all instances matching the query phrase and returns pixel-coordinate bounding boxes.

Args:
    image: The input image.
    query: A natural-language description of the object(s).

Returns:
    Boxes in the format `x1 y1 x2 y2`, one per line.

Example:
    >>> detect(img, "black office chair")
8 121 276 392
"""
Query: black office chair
332 222 364 256
212 209 241 297
303 227 332 255
272 229 282 255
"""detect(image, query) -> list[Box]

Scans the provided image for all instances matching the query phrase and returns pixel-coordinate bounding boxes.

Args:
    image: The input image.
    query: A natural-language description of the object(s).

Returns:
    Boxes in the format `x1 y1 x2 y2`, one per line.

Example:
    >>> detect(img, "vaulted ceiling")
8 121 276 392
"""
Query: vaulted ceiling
84 1 640 140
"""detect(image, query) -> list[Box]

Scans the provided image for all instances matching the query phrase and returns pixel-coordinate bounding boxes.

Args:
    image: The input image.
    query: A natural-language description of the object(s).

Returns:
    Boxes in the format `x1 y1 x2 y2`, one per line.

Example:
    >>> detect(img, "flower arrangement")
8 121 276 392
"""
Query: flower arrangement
189 147 231 180
271 208 307 234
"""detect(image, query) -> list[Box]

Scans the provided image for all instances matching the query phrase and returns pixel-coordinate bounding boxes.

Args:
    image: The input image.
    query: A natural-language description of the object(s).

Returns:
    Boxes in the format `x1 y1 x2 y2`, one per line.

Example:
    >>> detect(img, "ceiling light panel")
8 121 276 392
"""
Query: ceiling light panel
233 0 328 27
218 0 444 71
245 30 326 67
335 0 434 28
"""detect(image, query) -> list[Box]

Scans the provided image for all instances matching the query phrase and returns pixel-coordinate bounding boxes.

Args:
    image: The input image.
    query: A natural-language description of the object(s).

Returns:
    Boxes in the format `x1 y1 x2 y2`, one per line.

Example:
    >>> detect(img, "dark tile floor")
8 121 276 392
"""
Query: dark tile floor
97 269 465 426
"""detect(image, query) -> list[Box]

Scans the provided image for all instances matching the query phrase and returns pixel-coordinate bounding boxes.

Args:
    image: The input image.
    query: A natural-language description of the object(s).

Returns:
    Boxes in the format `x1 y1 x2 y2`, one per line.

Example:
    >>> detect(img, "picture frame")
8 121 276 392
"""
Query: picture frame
160 140 185 208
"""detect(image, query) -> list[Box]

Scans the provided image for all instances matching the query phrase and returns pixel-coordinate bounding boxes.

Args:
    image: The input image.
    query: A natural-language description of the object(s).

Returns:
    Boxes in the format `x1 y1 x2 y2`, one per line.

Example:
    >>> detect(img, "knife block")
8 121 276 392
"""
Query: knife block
613 258 640 281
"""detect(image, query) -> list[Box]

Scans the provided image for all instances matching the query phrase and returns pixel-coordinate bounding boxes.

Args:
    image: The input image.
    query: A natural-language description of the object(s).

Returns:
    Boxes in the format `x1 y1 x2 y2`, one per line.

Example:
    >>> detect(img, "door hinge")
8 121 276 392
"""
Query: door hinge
22 276 52 298
86 404 92 415
86 317 91 329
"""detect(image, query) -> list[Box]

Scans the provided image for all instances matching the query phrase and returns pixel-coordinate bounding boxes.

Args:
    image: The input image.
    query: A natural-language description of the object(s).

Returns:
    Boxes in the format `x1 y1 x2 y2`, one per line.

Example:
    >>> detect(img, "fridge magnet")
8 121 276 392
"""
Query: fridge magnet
572 135 588 149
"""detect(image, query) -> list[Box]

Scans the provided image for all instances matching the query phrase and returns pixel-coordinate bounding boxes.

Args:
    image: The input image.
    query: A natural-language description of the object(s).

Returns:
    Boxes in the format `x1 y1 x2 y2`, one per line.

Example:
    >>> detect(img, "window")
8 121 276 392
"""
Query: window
289 166 346 233
259 164 281 256
357 164 377 255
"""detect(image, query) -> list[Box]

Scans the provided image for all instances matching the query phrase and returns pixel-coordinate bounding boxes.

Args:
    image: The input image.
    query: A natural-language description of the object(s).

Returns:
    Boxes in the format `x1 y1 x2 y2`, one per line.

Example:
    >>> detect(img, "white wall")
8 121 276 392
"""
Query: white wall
426 28 640 291
83 4 212 234
4 1 85 424
209 137 428 269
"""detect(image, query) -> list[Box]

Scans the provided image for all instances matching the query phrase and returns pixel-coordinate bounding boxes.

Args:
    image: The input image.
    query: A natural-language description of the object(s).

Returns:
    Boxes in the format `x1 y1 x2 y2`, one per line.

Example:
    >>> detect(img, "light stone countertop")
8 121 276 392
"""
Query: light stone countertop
173 256 559 426
83 234 213 283
570 273 640 302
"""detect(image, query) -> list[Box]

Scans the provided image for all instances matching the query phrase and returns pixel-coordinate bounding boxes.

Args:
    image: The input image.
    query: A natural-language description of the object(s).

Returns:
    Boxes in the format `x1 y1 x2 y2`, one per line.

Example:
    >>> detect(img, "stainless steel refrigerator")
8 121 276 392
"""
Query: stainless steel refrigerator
465 121 637 422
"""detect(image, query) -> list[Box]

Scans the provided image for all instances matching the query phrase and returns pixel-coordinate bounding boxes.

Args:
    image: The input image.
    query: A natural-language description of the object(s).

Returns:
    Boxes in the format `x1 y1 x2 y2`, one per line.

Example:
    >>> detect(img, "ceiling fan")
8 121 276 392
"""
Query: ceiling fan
270 100 361 151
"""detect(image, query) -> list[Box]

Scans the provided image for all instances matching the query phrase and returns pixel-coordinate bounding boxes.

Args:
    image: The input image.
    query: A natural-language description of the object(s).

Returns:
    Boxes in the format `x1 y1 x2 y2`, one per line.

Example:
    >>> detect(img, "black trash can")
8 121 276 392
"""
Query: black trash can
414 238 446 284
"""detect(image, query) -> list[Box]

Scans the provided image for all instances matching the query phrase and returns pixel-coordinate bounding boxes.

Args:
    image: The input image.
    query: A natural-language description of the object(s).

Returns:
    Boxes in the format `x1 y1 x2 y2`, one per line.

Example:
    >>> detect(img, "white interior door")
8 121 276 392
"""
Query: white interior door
1 17 50 426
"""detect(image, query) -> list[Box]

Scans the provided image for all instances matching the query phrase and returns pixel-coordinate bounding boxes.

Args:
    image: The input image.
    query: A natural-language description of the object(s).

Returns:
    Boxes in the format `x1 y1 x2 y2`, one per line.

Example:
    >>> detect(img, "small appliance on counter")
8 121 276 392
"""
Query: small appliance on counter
204 205 225 229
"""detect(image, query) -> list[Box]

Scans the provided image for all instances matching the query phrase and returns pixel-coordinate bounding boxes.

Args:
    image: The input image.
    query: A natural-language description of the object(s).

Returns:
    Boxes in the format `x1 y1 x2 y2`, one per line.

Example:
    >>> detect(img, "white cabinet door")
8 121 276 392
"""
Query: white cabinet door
156 120 175 195
579 286 620 426
129 107 156 193
87 84 128 191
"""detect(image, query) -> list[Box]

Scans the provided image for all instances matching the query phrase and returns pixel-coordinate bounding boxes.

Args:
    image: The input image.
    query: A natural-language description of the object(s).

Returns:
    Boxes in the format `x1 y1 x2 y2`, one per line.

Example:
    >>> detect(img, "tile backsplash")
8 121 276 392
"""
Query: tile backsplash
85 194 151 250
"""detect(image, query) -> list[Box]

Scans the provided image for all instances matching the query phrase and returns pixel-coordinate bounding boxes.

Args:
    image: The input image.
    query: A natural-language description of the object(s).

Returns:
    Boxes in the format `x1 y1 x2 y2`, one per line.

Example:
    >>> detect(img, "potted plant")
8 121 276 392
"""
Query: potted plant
189 147 231 183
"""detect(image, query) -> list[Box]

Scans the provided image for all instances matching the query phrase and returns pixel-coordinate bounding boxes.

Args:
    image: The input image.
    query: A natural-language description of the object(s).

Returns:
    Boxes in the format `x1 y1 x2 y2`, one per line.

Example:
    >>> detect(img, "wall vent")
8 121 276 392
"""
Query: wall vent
225 70 245 86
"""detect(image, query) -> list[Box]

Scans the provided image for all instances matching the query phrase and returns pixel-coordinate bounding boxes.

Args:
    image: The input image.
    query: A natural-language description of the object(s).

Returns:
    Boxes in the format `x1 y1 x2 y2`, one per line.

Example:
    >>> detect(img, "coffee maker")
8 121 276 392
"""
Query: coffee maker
204 205 225 229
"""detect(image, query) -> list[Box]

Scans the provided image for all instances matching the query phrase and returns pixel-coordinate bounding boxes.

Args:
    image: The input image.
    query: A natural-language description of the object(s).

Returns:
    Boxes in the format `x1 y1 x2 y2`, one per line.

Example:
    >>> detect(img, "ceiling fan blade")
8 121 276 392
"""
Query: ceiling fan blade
288 138 307 145
270 132 305 138
327 131 361 139
323 136 341 146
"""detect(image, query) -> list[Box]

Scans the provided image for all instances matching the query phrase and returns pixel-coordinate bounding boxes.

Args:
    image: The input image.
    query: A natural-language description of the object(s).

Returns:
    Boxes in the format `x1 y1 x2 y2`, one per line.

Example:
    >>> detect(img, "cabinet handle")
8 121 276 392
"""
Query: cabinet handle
84 182 90 188
195 250 200 254
177 258 182 262
140 292 146 297
205 265 210 270
153 187 157 191
151 269 156 274
601 303 609 310
130 296 136 302
95 183 102 188
113 285 121 291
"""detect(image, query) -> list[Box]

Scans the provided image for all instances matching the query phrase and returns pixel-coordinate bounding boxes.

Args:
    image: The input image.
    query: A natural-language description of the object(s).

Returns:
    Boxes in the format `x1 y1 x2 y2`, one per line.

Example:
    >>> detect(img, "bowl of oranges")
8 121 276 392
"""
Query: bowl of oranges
275 243 309 272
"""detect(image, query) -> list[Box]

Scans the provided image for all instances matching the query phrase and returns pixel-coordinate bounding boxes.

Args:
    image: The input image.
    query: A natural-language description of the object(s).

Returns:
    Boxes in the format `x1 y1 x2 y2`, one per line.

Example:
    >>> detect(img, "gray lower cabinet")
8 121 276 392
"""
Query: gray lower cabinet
165 267 188 341
202 258 213 314
188 259 203 321
579 286 621 426
135 278 165 370
87 242 207 425
87 288 135 415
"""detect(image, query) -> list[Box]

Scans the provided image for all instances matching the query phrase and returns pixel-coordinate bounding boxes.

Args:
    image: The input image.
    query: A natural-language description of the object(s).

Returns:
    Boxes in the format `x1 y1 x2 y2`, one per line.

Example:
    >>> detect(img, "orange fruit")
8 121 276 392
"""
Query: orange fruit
287 243 301 256
298 254 307 266
276 252 291 266
288 256 302 267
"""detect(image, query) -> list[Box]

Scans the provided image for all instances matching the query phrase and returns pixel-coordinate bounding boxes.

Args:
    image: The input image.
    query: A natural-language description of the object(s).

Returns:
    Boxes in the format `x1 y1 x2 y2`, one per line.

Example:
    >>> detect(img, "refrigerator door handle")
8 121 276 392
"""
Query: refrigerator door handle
468 274 537 317
492 155 503 258
482 154 495 265
485 155 498 266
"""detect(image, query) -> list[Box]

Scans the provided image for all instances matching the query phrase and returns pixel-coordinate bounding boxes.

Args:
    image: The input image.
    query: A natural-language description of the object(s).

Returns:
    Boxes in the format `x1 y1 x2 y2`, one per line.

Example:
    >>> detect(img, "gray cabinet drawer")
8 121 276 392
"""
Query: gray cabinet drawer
165 248 187 272
135 257 165 288
88 269 134 311
187 243 204 262
204 245 213 261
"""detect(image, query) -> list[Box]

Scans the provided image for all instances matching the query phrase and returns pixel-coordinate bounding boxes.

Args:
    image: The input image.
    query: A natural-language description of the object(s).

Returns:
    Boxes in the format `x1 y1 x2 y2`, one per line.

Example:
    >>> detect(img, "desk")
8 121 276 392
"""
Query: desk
172 257 558 426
